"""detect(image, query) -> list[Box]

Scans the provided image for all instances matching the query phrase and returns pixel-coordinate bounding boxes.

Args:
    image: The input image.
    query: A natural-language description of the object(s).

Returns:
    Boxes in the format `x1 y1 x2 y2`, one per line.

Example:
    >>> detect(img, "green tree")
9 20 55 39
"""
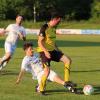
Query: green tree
0 0 7 20
0 0 97 21
92 0 100 18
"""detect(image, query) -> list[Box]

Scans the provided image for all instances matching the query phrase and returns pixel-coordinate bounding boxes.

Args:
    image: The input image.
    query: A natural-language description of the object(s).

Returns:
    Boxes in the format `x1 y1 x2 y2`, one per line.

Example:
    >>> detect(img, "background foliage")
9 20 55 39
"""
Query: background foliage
0 0 100 21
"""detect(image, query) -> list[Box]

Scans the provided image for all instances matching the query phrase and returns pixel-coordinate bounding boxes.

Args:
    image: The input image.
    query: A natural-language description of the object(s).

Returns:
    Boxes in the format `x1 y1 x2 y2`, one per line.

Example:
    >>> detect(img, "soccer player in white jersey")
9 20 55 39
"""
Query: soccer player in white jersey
0 15 26 70
16 42 77 95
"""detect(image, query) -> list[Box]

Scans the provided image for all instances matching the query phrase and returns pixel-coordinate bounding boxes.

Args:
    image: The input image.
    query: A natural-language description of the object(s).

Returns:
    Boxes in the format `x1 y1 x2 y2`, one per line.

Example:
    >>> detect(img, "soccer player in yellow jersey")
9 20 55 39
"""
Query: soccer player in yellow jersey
37 12 76 94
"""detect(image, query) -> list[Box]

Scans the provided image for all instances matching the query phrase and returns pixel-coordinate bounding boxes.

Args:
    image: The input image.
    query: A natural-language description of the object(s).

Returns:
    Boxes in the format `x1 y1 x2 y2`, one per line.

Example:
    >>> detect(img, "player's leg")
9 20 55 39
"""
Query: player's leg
36 67 50 95
50 50 71 82
50 50 76 87
48 70 65 85
60 55 71 82
36 69 50 95
60 55 77 87
0 53 11 65
39 52 50 94
39 64 50 93
0 42 15 69
36 70 64 92
0 43 11 68
47 70 77 93
47 70 75 87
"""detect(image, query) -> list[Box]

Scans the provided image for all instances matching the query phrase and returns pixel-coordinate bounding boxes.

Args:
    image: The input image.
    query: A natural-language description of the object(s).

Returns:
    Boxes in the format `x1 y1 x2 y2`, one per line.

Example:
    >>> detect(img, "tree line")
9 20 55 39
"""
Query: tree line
0 0 100 21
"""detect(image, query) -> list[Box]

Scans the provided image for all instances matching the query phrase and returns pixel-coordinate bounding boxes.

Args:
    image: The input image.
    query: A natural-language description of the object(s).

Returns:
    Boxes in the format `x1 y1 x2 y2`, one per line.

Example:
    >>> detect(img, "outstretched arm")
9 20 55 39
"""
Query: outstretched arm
18 32 26 41
0 28 6 36
16 69 25 84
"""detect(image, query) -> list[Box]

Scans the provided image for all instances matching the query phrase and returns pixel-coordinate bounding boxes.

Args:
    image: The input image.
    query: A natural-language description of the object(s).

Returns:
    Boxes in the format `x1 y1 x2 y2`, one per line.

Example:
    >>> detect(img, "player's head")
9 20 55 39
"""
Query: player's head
49 12 61 27
23 42 33 56
16 15 23 25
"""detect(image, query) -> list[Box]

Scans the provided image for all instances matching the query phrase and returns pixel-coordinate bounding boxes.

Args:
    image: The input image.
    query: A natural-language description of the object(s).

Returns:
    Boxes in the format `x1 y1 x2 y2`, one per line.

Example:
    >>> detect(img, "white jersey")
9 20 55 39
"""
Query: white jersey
21 53 57 83
5 24 26 45
21 53 43 79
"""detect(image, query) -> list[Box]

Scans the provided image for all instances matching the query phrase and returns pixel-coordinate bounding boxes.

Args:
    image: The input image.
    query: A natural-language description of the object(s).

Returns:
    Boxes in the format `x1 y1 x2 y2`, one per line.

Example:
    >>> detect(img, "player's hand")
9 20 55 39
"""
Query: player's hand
0 28 5 35
16 79 20 84
44 51 51 59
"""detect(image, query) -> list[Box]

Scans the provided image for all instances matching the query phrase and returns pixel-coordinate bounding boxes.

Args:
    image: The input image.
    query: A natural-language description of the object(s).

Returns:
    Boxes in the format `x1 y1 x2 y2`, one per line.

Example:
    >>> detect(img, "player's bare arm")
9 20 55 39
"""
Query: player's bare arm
18 32 26 41
16 69 25 84
0 29 8 36
38 36 51 58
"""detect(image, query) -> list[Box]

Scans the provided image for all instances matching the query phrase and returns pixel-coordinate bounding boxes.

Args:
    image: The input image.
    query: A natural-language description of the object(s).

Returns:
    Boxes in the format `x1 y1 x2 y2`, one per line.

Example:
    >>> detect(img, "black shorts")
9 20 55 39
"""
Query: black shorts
40 50 64 66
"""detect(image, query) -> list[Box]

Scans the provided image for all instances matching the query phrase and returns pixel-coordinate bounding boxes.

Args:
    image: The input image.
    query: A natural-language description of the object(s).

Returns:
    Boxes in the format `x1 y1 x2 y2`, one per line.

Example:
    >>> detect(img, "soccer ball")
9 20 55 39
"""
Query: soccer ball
83 85 94 95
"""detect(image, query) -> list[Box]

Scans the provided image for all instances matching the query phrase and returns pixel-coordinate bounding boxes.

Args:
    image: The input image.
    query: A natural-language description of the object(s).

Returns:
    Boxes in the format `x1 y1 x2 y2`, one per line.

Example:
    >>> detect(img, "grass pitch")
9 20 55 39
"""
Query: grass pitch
0 34 100 100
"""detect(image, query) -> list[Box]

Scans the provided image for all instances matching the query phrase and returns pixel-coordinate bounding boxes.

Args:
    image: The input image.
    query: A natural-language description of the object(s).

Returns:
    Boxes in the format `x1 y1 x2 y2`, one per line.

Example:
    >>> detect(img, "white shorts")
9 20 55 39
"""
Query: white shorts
37 70 57 84
4 42 16 55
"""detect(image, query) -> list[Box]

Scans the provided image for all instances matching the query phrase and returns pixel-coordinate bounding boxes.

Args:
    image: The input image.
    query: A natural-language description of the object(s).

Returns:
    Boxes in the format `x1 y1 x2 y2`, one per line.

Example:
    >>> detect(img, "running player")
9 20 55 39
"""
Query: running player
0 15 26 70
37 12 76 93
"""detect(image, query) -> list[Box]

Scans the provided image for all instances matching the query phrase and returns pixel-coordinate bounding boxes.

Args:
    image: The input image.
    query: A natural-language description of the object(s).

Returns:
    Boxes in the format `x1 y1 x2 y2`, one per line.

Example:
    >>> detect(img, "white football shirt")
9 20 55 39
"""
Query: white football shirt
5 24 26 45
21 53 43 79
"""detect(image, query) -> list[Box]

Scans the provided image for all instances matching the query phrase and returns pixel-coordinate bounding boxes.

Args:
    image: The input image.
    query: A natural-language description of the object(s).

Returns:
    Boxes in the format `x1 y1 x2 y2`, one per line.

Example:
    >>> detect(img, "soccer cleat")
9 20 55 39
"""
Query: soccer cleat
39 91 46 95
0 61 7 70
64 81 78 93
35 85 46 95
35 84 39 92
64 81 77 88
67 86 77 93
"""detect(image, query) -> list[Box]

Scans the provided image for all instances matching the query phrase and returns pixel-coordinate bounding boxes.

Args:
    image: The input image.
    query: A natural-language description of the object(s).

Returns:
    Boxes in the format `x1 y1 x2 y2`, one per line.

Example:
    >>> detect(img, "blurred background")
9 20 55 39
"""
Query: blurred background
0 0 100 28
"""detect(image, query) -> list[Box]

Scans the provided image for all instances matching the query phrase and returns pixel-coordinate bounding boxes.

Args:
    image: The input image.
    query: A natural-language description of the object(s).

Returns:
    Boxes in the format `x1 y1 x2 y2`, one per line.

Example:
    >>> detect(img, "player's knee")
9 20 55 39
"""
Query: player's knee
61 55 72 64
65 57 72 65
6 53 11 58
44 67 50 77
5 55 11 61
68 57 72 64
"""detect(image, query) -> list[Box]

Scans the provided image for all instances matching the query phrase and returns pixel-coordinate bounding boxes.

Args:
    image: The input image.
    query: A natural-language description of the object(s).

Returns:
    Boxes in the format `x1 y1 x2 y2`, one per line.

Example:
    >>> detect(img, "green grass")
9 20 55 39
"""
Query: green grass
0 34 100 100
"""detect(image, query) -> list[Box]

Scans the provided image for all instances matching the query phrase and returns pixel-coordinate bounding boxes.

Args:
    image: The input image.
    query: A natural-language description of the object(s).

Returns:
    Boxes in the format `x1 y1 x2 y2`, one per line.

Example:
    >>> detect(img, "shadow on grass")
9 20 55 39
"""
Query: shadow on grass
45 89 70 95
0 39 38 48
27 39 100 47
46 86 100 95
1 39 100 48
56 40 100 47
46 89 67 93
94 86 100 95
0 70 18 76
46 88 84 95
72 69 100 73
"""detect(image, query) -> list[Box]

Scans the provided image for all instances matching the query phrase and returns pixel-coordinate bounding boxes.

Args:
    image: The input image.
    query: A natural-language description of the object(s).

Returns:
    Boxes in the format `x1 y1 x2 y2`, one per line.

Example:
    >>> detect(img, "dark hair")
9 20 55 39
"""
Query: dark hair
51 12 62 19
16 14 23 19
23 42 33 50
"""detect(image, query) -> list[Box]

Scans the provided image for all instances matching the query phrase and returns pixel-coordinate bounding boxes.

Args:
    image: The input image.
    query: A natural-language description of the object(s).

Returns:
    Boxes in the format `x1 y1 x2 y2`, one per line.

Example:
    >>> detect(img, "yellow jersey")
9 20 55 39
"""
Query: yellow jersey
37 23 56 52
